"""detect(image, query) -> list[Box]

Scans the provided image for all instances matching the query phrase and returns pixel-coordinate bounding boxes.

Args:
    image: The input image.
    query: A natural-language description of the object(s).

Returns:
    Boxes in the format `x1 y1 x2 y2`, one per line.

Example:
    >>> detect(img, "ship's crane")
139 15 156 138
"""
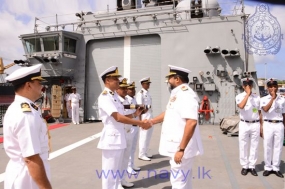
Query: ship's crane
0 57 16 83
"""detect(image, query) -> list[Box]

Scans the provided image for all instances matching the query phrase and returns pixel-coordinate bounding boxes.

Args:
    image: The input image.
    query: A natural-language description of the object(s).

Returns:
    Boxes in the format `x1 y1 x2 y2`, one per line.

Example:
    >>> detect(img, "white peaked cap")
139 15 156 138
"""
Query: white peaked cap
140 77 151 83
100 66 121 80
166 65 191 78
5 64 45 85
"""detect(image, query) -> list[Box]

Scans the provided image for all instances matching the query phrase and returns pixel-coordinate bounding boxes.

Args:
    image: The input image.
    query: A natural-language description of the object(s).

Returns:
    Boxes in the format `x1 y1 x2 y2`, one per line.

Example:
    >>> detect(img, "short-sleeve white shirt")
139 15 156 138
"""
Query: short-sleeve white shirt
159 84 204 159
3 95 49 189
68 93 81 104
235 92 260 120
260 94 285 120
136 88 153 119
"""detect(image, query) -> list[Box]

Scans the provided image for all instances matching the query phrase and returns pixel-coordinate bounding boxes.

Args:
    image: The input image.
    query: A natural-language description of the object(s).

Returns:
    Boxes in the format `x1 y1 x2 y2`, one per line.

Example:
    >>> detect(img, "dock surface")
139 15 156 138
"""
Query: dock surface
0 122 285 189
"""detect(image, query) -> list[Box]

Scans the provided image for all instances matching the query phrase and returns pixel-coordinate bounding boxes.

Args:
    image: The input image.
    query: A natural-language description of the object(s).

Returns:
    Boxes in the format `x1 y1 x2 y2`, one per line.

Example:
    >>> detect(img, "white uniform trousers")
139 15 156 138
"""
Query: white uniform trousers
66 102 71 118
238 121 260 169
170 156 194 189
121 130 134 181
102 149 124 189
139 126 154 157
263 122 284 171
71 103 79 124
128 126 139 169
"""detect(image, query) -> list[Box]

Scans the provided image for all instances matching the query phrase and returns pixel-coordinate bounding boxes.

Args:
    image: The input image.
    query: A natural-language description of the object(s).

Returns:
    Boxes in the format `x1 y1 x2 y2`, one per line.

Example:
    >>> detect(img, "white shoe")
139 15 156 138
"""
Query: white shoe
118 184 124 189
127 167 138 175
73 122 76 124
121 179 134 188
76 122 80 125
132 166 141 171
138 155 151 161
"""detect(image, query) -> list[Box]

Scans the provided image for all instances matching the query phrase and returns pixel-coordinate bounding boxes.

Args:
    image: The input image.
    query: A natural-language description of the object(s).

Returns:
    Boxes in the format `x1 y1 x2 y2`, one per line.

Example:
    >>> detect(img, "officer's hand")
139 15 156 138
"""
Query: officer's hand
260 130 263 138
271 92 277 99
174 151 184 164
140 120 152 130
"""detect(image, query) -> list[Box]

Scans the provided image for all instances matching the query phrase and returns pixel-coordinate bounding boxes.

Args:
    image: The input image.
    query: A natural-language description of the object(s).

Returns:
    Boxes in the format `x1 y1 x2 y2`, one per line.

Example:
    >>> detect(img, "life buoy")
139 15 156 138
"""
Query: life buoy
198 95 213 121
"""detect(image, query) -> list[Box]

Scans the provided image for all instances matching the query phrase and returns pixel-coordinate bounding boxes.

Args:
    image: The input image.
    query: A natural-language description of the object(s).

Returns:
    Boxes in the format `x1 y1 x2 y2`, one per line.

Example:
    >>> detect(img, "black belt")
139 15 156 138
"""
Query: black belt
241 119 260 123
132 125 137 126
264 119 283 123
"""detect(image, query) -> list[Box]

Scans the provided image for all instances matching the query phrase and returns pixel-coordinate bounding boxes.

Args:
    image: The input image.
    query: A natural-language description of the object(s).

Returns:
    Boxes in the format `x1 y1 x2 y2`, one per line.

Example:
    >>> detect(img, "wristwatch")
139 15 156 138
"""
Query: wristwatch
177 147 185 152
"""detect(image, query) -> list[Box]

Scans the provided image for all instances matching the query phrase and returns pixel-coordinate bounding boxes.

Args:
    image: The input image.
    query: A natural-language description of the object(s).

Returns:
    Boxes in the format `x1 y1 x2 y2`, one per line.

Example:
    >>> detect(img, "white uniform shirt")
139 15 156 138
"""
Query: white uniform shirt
3 95 49 189
235 92 260 120
64 93 70 102
118 95 133 132
68 93 81 104
159 84 203 159
97 88 126 150
136 88 152 119
260 94 285 120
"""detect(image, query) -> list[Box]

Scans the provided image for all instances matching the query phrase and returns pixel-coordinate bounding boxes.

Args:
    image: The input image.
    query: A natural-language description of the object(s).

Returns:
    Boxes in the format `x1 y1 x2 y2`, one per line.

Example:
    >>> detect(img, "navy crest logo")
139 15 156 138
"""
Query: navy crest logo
246 4 282 55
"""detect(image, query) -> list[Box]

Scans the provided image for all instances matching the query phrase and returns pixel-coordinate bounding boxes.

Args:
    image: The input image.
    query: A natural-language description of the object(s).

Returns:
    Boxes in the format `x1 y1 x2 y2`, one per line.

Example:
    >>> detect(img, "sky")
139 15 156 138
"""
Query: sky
0 0 284 79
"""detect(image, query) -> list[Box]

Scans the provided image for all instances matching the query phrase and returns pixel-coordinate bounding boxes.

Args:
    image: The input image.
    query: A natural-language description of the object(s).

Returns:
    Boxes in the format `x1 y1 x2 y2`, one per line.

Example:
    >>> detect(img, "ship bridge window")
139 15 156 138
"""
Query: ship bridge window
43 36 59 51
25 38 41 53
64 37 76 53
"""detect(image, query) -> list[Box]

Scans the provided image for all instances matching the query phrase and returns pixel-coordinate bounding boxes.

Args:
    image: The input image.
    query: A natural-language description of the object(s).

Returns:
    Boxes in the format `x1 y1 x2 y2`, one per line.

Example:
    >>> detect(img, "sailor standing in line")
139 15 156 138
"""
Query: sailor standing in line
68 87 81 124
116 78 135 188
3 64 52 189
149 65 203 189
136 77 153 161
235 77 261 176
97 66 151 189
64 88 72 118
126 81 141 174
260 78 285 178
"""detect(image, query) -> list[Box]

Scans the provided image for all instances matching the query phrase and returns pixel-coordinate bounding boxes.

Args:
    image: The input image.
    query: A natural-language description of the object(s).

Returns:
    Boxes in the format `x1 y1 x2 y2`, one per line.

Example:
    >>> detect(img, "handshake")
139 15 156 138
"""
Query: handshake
138 119 155 130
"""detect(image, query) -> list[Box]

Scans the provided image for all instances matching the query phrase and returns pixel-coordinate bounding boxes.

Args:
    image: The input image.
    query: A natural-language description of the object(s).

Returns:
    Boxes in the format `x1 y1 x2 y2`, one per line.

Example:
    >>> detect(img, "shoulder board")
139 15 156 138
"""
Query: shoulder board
181 86 188 91
21 102 31 112
30 103 39 111
102 90 107 95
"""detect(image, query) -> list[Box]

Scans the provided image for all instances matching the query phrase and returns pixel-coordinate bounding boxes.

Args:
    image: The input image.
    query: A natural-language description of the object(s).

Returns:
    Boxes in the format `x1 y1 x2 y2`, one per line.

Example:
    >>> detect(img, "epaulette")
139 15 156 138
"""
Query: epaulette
181 86 188 91
102 90 107 95
21 103 31 112
109 91 114 95
30 103 38 111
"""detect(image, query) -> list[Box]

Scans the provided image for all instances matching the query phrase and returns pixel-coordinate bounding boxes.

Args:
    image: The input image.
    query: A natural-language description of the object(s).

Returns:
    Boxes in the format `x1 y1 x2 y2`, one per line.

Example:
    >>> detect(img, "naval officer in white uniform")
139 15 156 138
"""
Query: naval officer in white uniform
64 89 72 118
136 77 153 161
126 81 141 174
116 78 136 188
4 64 52 189
149 65 203 189
97 66 151 189
235 77 261 176
260 78 285 178
68 87 81 124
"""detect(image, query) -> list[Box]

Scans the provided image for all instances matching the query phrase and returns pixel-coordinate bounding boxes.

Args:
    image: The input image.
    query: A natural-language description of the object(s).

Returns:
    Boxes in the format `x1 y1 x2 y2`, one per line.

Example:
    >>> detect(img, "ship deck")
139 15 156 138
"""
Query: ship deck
0 122 285 189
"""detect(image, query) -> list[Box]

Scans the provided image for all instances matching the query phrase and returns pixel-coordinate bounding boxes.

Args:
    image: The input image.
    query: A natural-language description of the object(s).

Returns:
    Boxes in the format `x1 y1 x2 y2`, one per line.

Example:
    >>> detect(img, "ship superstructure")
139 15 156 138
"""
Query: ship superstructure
17 0 258 123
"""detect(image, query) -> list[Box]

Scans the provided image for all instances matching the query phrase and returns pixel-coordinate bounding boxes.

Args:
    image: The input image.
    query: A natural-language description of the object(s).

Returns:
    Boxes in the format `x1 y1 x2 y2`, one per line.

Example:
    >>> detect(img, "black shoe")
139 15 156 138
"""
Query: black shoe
263 170 271 176
249 168 258 176
274 171 284 178
241 168 249 176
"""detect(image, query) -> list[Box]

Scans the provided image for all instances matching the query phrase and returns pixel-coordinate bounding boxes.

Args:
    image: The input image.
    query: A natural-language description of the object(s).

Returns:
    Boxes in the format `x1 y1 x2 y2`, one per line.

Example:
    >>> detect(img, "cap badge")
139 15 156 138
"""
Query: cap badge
21 103 31 112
